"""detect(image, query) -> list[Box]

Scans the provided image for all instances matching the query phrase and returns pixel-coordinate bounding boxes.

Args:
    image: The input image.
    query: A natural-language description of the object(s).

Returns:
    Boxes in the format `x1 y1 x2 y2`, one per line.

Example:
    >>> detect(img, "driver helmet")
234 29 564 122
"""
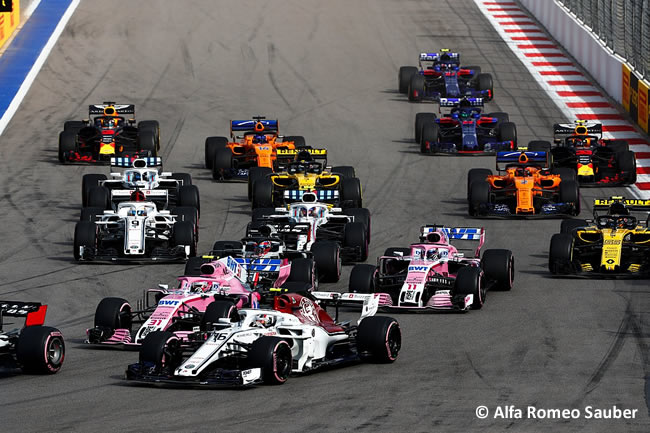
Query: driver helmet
609 202 630 216
569 136 591 148
299 207 308 217
255 240 273 256
191 281 209 292
130 190 146 202
309 207 320 217
252 135 267 144
426 249 439 261
254 313 275 328
101 117 116 128
127 171 142 183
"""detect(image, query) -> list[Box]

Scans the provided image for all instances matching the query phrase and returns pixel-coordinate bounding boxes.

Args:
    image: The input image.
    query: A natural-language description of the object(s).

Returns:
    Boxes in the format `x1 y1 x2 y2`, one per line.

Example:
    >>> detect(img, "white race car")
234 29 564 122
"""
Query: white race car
248 194 371 282
125 291 401 387
74 199 197 262
81 157 200 213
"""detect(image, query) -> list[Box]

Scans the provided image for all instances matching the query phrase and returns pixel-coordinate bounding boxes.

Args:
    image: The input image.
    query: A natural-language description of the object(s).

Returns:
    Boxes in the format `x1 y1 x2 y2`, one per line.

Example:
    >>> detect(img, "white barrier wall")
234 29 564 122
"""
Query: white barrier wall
519 0 623 103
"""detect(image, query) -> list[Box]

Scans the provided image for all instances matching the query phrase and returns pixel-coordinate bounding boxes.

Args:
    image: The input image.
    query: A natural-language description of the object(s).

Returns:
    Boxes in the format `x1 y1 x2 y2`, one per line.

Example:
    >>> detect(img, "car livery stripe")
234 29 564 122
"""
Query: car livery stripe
0 0 80 136
475 0 650 197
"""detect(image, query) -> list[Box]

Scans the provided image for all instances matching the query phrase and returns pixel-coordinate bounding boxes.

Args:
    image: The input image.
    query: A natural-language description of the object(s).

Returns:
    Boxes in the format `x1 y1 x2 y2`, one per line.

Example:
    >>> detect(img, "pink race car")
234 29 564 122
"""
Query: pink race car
86 256 263 347
348 225 514 311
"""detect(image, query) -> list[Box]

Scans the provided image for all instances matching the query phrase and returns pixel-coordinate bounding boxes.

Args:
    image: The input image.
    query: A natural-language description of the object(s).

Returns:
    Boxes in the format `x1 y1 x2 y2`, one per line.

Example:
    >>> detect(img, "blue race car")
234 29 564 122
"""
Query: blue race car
416 97 517 155
398 51 493 102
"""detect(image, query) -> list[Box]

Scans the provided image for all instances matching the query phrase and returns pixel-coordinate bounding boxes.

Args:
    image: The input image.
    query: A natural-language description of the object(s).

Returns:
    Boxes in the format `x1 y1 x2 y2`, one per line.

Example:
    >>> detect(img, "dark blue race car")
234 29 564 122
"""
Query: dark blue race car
415 98 517 155
398 51 493 102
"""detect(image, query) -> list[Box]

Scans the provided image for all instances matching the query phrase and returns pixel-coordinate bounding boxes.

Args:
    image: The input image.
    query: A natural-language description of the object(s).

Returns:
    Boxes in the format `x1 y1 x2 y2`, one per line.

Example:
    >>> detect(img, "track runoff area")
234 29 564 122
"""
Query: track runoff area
475 0 650 198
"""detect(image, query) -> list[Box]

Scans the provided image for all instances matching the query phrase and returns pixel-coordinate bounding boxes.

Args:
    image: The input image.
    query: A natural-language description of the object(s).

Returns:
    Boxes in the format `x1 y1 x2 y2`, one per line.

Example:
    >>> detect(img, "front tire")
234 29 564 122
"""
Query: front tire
454 266 484 309
248 337 292 384
17 326 65 374
481 249 514 291
357 316 401 362
349 264 376 293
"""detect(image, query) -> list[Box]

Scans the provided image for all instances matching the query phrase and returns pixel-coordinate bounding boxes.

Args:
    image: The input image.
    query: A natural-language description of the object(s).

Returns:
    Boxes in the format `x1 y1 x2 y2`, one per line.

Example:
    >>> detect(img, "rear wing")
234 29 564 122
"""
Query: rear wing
276 148 327 161
496 151 550 171
553 121 602 139
420 225 485 257
419 50 460 64
0 301 47 331
230 118 279 134
311 292 382 323
111 157 163 168
593 196 650 215
89 103 135 116
439 97 483 108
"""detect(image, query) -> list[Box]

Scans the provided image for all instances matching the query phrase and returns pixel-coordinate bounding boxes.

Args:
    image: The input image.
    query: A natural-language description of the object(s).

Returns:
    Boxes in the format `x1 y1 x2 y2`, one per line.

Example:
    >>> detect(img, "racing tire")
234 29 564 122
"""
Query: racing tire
74 221 96 261
211 240 243 257
481 249 514 291
248 337 292 385
498 122 517 147
139 331 182 371
463 65 482 77
349 264 376 293
94 297 132 331
485 112 509 124
170 172 192 186
248 167 273 201
398 66 418 94
82 174 107 206
16 326 65 374
212 146 234 181
252 178 274 209
607 139 629 153
64 120 86 133
357 316 401 363
467 169 492 201
201 300 240 331
58 131 77 163
560 219 588 234
172 221 196 257
408 74 426 102
284 136 306 148
344 222 368 261
476 73 493 100
551 167 577 182
286 257 317 289
172 206 199 228
87 186 111 210
178 185 200 214
549 233 574 274
468 180 490 216
454 266 484 310
184 256 212 276
559 180 580 216
420 123 440 154
331 166 356 179
528 140 552 153
138 120 161 150
205 136 228 169
345 207 371 244
618 150 637 184
311 241 341 283
383 247 411 257
79 207 104 222
138 129 157 157
415 112 436 143
341 177 363 208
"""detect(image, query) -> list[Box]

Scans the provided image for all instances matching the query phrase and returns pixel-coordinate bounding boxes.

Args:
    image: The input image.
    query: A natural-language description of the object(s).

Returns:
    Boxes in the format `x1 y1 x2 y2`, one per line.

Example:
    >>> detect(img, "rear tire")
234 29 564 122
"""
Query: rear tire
178 185 200 214
17 326 65 374
248 337 292 384
184 256 212 276
476 73 493 100
414 113 436 143
618 151 637 184
138 129 157 156
341 177 362 208
344 222 368 261
331 166 356 179
205 136 228 169
467 169 492 201
169 172 192 186
82 174 107 207
498 122 517 146
357 316 401 362
345 208 371 244
311 241 341 283
420 123 440 154
286 257 316 288
559 180 580 215
58 131 77 163
349 264 376 293
212 146 234 181
248 167 273 201
398 66 418 94
87 186 111 210
408 74 426 102
252 178 274 209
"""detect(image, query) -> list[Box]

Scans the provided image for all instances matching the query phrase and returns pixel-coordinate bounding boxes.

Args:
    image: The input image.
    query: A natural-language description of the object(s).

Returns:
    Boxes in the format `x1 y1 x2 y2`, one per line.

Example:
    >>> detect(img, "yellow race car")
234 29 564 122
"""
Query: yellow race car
548 196 650 277
251 151 362 209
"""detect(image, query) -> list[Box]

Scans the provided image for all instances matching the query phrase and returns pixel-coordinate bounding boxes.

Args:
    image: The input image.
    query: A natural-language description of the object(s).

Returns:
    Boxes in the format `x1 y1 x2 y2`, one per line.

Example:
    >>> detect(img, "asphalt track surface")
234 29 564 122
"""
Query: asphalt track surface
0 1 648 432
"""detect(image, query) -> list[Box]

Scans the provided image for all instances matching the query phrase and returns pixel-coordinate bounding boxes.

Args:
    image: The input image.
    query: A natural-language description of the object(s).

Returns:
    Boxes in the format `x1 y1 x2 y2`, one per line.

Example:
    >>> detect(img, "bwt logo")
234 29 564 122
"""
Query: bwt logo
158 299 180 306
408 266 428 272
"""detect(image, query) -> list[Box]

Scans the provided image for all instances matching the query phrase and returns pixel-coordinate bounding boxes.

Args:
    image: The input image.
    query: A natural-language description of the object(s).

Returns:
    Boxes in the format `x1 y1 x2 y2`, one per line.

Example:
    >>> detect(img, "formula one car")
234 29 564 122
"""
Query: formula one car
125 291 400 387
1 301 64 373
467 151 580 217
59 102 160 164
81 157 200 213
189 237 319 300
74 197 197 262
347 225 514 311
416 97 517 154
549 196 650 277
251 155 362 210
248 194 371 282
205 116 305 181
527 121 637 186
86 269 263 347
398 51 493 102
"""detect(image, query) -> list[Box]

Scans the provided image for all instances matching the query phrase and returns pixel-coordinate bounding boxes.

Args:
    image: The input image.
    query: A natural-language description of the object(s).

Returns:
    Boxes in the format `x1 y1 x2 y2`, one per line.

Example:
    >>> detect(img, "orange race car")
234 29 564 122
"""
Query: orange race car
466 151 580 217
204 116 306 185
